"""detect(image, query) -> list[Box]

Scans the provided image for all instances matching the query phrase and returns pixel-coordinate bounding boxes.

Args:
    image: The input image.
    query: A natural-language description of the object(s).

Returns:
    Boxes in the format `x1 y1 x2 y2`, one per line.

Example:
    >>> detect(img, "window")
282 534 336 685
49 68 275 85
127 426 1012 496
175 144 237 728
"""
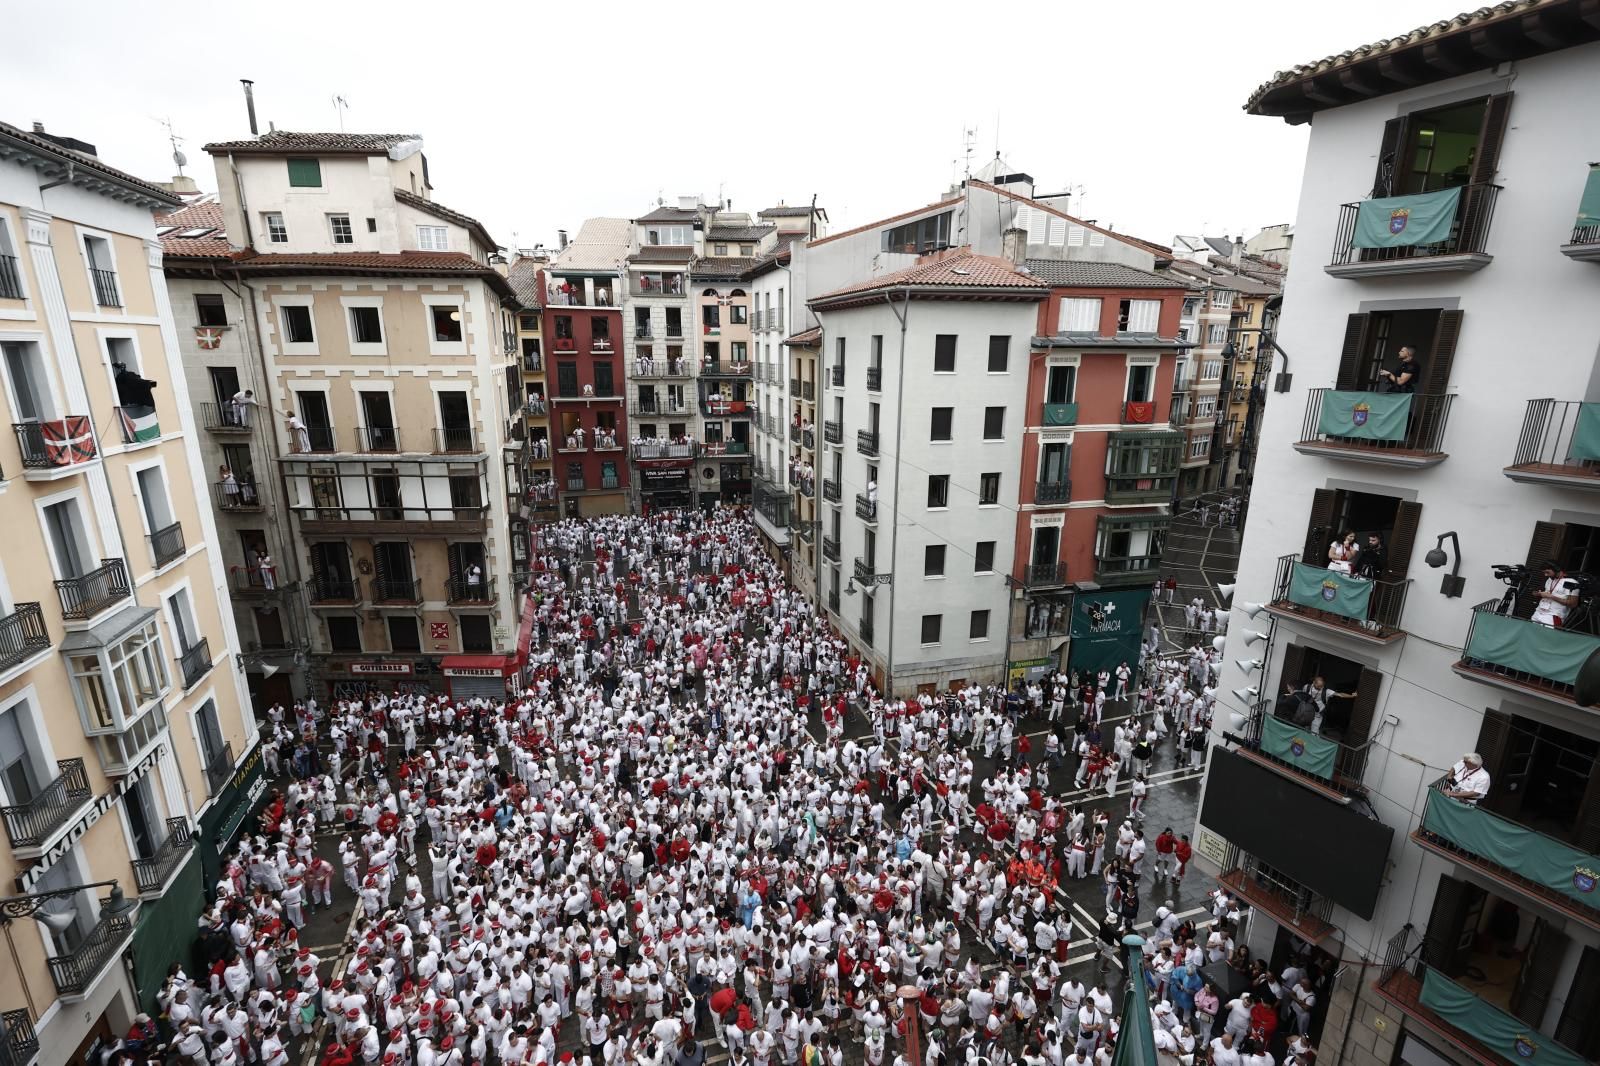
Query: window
924 544 946 577
264 213 288 243
388 616 421 653
974 541 996 573
287 158 322 187
979 472 1000 505
927 475 950 508
366 217 377 233
282 304 314 344
329 215 354 244
1201 360 1223 381
933 334 956 373
1045 364 1077 403
194 293 228 327
987 336 1009 373
920 614 942 646
431 305 463 343
449 474 483 509
594 363 615 396
350 306 383 344
1194 395 1216 419
881 211 952 254
969 609 991 640
1123 299 1161 333
1207 323 1227 345
327 616 361 653
1126 363 1155 402
1181 297 1200 318
983 407 1004 440
930 408 953 442
417 226 449 251
703 304 721 329
714 243 728 256
1211 289 1235 310
730 305 747 325
1189 434 1211 459
646 225 693 246
731 342 747 362
1058 297 1102 333
740 244 754 256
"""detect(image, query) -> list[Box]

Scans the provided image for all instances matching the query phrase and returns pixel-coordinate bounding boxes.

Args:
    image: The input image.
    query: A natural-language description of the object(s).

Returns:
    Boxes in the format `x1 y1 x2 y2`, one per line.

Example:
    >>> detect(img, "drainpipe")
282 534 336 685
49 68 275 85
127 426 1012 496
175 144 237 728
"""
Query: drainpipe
882 287 911 696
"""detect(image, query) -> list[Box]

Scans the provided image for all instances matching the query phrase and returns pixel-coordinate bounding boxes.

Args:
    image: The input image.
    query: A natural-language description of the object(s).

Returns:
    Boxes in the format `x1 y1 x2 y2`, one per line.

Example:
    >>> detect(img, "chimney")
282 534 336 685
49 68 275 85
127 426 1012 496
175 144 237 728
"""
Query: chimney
557 229 569 250
1231 235 1244 266
241 79 259 136
1002 226 1028 264
160 175 200 195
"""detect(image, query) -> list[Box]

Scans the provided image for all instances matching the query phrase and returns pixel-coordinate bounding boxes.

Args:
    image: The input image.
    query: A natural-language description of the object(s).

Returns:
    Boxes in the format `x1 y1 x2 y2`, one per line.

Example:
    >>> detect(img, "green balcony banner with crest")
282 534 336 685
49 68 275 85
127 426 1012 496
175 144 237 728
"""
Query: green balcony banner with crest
1352 187 1461 249
1317 391 1411 441
1419 969 1589 1066
1261 714 1338 780
1287 561 1373 621
1576 165 1600 229
1463 610 1600 686
1423 789 1600 913
1569 402 1600 461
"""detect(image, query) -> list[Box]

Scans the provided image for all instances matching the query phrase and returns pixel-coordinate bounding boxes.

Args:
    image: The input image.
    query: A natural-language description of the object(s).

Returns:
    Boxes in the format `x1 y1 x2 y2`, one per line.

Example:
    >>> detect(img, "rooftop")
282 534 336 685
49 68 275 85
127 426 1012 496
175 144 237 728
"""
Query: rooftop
160 248 516 301
0 119 180 208
204 130 422 155
394 189 498 252
707 224 773 242
552 217 631 275
507 259 544 309
1021 260 1188 290
760 205 817 217
636 205 700 224
811 251 1048 308
689 257 759 281
156 198 229 258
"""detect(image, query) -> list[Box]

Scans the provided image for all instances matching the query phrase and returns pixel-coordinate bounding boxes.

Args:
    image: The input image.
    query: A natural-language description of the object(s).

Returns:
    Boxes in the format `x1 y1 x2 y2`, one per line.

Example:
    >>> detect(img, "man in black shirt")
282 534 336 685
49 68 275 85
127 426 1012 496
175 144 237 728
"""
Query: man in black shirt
1377 346 1421 393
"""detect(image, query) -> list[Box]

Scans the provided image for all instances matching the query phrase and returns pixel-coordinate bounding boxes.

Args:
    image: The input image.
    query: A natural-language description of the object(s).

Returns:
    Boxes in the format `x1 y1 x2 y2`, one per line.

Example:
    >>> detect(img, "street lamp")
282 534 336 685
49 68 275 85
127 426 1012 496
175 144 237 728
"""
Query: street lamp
0 880 137 1017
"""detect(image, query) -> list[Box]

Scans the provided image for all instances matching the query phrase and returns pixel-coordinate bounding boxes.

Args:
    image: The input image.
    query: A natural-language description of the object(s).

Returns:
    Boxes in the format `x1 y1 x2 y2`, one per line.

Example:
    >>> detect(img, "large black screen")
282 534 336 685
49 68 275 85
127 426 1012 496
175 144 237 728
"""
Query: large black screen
1199 748 1394 920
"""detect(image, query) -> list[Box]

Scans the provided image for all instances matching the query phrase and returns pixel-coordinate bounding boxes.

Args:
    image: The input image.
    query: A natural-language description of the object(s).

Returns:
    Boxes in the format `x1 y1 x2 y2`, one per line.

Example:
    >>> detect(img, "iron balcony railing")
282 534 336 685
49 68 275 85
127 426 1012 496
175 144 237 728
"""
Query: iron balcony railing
0 602 50 673
2 1008 39 1066
824 420 842 445
203 742 234 795
1298 388 1454 457
89 267 120 308
702 441 749 456
54 559 131 620
0 255 23 300
802 429 815 450
178 638 211 689
798 477 816 499
1036 478 1071 504
630 399 693 417
1506 399 1600 484
633 442 699 460
523 353 543 373
1328 183 1501 269
866 366 882 391
48 907 132 997
830 365 844 387
230 566 283 594
567 477 587 491
823 478 841 503
855 494 877 521
796 523 814 542
860 614 875 646
131 817 192 894
803 381 815 402
446 575 496 603
1269 551 1411 640
13 418 96 469
357 426 401 452
1455 598 1600 703
371 577 422 604
199 402 251 432
1227 850 1334 933
434 428 476 453
1023 562 1069 588
857 430 879 457
1124 399 1157 425
1238 698 1371 795
702 361 752 379
148 522 185 568
308 576 359 603
827 591 840 613
1570 220 1600 248
790 377 802 394
635 326 653 339
823 537 840 562
601 475 620 489
788 423 800 442
214 480 262 511
853 557 876 585
0 758 92 849
300 424 336 453
631 361 692 379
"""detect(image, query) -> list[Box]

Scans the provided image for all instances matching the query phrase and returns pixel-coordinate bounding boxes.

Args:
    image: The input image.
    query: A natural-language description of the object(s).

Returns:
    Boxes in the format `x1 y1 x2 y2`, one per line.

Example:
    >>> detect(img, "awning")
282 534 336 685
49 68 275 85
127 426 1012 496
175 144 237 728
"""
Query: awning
440 654 513 677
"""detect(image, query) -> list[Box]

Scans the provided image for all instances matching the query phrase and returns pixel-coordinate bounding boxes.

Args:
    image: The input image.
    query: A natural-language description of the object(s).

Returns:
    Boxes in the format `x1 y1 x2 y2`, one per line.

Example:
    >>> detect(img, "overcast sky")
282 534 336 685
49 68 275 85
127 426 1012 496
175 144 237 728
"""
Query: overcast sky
6 0 1463 250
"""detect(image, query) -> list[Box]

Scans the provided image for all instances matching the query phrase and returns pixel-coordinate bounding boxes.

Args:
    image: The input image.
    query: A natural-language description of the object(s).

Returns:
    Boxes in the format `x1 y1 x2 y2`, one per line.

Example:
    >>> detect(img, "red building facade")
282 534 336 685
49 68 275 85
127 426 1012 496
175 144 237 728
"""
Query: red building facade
544 268 630 516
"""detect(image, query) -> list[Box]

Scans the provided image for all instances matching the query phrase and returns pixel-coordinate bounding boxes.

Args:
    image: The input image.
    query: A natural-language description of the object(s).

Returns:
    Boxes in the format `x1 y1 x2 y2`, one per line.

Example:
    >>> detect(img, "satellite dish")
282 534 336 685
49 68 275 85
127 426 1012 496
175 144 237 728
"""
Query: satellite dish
1575 647 1600 707
173 148 188 169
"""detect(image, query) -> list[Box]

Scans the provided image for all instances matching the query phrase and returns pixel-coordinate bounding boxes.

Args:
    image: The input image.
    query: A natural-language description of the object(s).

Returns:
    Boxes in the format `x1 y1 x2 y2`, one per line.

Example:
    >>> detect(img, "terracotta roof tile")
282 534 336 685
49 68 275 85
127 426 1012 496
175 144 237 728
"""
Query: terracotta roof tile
1021 260 1187 289
783 327 822 346
812 252 1048 304
707 225 773 242
507 259 544 309
232 250 489 271
204 131 421 155
162 237 232 259
157 199 225 232
636 206 699 223
689 257 759 280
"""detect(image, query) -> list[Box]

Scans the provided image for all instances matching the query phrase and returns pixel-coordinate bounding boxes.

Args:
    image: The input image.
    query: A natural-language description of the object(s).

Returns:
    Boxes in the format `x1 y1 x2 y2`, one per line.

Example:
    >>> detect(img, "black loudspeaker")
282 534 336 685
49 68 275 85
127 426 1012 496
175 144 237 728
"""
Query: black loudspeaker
1575 646 1600 707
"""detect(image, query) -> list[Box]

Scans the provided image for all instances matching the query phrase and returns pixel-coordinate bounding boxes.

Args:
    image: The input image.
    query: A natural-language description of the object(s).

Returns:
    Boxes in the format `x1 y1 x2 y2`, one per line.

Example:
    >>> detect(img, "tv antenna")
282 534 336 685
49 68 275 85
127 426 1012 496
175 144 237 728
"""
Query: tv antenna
963 127 977 178
160 118 187 176
332 95 350 132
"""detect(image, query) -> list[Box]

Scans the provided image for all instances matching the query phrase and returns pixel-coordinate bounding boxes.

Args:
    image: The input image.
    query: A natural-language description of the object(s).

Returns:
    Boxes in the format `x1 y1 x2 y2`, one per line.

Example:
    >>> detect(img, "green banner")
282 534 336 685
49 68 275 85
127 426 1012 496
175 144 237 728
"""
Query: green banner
1419 969 1589 1066
1261 714 1338 780
1570 403 1600 461
1577 166 1600 229
1353 187 1462 249
1318 390 1412 441
132 850 204 1009
1464 610 1600 686
1287 561 1373 621
1423 788 1600 911
1068 588 1150 678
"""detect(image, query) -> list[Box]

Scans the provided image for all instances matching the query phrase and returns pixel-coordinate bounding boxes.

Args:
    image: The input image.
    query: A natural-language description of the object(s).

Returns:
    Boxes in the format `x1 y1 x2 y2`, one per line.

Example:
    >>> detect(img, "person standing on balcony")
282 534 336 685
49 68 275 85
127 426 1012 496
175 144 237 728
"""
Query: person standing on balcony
231 388 260 427
1532 560 1580 626
256 547 276 590
1376 346 1421 393
1443 753 1491 804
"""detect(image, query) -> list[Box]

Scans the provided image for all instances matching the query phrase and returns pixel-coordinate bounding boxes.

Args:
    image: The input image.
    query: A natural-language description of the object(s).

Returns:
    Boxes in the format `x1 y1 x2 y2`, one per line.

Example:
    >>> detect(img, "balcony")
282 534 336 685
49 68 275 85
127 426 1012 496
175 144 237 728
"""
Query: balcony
802 429 815 450
308 576 360 605
1123 400 1157 425
856 429 879 457
0 254 23 299
824 420 842 445
230 566 286 596
830 365 843 388
1233 698 1371 801
13 418 98 475
1415 779 1600 930
199 402 252 434
802 381 815 402
866 366 882 392
823 536 840 562
1561 223 1600 262
357 426 401 453
790 377 801 394
1216 853 1338 945
371 576 422 605
292 503 489 536
0 758 92 853
789 423 800 443
447 575 496 604
1094 515 1169 587
822 478 841 503
1104 431 1182 503
853 557 877 586
702 441 749 457
1041 402 1079 427
1503 399 1600 490
1021 561 1068 589
634 442 699 461
1265 552 1410 644
855 494 877 523
1035 478 1071 504
0 602 50 673
89 267 121 308
631 360 692 379
131 817 194 895
1453 599 1600 710
54 559 131 621
630 399 694 418
178 638 212 689
702 360 752 379
796 476 816 499
1294 389 1453 467
147 521 185 568
859 613 875 646
49 907 133 998
3 1008 39 1066
214 480 263 511
523 352 543 374
590 337 615 353
434 428 478 454
298 424 336 453
827 591 840 613
1326 183 1500 278
701 396 755 418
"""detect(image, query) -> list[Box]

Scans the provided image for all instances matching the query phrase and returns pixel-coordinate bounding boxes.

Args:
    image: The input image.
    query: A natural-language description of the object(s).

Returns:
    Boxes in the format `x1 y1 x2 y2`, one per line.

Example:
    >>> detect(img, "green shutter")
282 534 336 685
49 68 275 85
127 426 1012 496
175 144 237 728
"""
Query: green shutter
287 158 322 187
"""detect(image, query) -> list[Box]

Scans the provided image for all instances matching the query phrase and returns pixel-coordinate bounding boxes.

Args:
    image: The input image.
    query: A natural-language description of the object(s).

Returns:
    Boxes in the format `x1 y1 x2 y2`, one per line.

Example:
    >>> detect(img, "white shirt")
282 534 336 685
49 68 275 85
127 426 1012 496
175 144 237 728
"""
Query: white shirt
1450 761 1491 804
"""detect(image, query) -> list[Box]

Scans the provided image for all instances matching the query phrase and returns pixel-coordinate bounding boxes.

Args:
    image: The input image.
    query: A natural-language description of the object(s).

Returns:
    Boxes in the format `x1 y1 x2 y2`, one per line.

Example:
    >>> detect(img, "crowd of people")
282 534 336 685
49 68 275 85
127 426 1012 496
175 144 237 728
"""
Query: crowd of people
134 507 1324 1066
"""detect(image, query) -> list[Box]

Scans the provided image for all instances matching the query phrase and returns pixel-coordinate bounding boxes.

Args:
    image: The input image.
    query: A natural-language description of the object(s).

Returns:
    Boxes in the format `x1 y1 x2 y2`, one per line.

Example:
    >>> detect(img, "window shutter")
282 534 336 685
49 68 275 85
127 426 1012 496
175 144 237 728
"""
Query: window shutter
1573 762 1600 856
1553 947 1600 1056
1303 488 1337 566
1384 500 1423 583
1519 521 1569 617
1422 309 1463 395
1067 225 1085 247
1278 643 1307 696
1047 217 1066 246
1422 874 1476 976
1025 208 1048 245
1510 921 1570 1026
1336 313 1370 390
1345 667 1383 746
1470 93 1514 186
1128 300 1160 333
1371 116 1408 199
1473 710 1515 792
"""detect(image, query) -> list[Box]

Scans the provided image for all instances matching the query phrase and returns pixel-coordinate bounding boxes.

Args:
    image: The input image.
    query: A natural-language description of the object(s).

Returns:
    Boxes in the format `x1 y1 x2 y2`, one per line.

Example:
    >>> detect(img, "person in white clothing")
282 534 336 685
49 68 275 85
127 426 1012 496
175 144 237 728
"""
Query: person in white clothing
1444 753 1491 804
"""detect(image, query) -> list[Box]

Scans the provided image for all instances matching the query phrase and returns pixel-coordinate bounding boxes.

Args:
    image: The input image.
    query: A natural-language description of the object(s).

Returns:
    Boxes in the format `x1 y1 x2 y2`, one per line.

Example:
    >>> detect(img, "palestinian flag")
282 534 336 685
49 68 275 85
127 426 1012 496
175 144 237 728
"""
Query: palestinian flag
118 405 160 443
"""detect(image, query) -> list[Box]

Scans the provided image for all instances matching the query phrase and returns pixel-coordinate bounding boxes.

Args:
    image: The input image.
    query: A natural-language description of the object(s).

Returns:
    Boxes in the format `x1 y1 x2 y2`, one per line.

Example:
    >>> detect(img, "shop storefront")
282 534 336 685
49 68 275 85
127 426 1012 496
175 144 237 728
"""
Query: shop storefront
440 654 516 700
638 463 695 510
321 658 438 701
195 738 266 890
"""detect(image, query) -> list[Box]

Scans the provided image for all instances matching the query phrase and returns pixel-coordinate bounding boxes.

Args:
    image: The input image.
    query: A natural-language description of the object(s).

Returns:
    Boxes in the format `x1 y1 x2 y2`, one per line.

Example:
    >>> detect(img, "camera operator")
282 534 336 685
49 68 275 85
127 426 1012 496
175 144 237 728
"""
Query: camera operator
1532 559 1580 627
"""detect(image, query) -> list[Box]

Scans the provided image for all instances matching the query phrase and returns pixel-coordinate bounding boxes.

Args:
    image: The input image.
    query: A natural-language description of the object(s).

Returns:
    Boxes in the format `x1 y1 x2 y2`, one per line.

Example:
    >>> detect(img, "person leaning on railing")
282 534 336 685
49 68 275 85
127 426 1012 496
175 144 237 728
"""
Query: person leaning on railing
1442 752 1491 805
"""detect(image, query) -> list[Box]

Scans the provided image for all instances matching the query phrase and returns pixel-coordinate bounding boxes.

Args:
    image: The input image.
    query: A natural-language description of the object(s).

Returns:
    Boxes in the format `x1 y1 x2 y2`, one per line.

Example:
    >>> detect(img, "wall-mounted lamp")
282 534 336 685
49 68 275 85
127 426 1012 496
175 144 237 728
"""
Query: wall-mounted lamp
1425 531 1465 598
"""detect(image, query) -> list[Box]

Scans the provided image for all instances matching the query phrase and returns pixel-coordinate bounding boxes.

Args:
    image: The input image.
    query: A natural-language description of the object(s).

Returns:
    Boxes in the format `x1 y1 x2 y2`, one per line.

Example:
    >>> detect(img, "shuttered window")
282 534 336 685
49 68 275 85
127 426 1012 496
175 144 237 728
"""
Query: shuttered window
287 158 322 187
1058 298 1101 333
1127 300 1161 334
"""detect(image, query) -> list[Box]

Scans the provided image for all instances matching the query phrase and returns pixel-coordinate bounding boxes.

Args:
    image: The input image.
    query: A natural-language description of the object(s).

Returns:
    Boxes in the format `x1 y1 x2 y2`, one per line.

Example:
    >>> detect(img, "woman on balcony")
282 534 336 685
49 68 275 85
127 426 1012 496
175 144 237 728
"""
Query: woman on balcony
1327 532 1358 574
